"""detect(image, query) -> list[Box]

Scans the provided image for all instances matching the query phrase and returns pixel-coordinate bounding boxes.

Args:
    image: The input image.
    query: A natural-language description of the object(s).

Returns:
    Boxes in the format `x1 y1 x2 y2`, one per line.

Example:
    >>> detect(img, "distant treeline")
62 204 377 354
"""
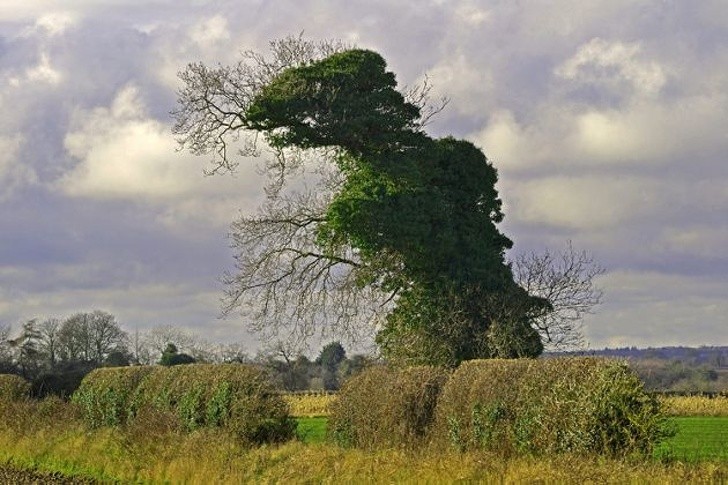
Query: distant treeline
563 346 728 367
553 346 728 393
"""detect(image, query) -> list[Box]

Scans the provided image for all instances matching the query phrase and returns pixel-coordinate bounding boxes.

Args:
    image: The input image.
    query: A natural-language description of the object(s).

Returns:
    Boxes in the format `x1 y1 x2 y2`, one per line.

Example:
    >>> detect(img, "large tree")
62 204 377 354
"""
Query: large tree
174 38 593 365
58 311 128 364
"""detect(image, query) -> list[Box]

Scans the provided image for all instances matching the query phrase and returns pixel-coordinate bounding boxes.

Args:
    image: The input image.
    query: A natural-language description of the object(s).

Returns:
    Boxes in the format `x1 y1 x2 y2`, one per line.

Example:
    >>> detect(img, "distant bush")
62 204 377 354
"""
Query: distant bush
328 365 449 449
31 362 98 399
73 364 295 445
0 374 30 401
433 358 672 456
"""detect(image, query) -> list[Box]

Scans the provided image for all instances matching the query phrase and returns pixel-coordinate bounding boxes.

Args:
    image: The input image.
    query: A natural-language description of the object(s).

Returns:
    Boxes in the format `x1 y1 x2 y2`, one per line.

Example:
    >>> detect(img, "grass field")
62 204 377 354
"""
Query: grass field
655 417 728 462
283 392 335 418
298 415 728 462
296 416 328 444
0 409 725 482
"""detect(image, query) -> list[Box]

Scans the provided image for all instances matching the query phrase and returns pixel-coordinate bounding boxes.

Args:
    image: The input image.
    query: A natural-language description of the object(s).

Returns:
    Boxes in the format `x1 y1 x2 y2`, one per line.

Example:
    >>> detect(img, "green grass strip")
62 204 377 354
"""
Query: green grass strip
655 417 728 462
296 417 328 444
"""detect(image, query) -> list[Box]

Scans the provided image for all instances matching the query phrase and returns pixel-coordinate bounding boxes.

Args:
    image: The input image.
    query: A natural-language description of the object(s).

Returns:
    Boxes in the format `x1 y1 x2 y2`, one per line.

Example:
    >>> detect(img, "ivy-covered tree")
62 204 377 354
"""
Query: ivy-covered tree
241 49 546 365
174 38 556 366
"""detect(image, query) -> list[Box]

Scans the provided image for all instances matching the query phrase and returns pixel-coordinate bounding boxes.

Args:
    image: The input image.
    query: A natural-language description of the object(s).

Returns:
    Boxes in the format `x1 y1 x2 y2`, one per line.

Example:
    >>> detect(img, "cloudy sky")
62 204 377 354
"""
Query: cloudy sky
0 0 726 351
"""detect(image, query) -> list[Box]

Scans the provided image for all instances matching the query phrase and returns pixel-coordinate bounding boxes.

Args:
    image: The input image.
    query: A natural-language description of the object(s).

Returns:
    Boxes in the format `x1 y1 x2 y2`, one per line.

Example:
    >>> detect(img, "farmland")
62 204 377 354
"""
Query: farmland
0 373 726 483
0 419 726 483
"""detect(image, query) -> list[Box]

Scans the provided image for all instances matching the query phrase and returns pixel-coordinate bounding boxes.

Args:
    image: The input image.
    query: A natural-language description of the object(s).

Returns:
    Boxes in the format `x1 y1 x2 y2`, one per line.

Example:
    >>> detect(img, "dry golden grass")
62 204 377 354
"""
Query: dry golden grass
0 389 726 483
661 395 728 417
283 392 336 417
0 424 726 484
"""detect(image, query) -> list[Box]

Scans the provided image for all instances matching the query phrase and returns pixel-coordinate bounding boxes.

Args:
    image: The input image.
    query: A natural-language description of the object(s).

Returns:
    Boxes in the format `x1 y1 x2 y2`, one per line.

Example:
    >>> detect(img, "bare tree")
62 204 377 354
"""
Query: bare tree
0 323 14 372
511 242 605 351
173 34 350 177
58 316 86 363
212 342 250 364
140 324 196 362
38 318 61 368
87 311 128 363
58 311 128 364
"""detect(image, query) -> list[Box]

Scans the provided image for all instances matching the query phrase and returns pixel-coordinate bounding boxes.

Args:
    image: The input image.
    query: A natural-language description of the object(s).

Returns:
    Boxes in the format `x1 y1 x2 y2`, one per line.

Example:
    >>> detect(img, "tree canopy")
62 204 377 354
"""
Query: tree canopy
238 48 547 365
173 37 605 364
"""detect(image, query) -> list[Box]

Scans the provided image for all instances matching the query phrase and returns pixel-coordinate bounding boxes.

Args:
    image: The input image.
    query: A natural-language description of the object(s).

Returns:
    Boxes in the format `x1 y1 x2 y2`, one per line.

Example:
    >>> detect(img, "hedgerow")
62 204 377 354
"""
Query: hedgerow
328 365 449 449
72 366 156 427
0 374 30 401
433 358 672 456
73 364 295 445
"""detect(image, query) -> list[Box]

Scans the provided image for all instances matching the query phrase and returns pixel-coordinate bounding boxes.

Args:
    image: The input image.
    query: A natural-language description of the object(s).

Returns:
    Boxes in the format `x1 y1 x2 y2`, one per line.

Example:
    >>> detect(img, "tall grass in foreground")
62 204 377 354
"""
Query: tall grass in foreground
0 397 726 483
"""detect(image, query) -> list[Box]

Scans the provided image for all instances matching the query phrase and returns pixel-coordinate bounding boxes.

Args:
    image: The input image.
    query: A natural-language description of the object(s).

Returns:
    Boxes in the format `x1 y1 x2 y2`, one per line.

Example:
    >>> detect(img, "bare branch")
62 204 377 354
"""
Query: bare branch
222 186 394 345
512 241 605 351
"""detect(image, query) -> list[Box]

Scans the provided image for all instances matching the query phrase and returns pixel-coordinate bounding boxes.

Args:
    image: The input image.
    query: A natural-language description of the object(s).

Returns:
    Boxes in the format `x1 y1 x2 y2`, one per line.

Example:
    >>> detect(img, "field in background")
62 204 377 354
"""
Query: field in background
283 392 336 417
661 395 728 417
655 417 728 462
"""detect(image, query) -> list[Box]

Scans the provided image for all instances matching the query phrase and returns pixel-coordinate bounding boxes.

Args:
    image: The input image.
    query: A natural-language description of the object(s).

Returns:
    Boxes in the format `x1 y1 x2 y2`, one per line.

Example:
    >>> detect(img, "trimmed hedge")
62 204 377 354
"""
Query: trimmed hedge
73 364 295 444
0 374 30 401
72 366 156 427
328 365 450 449
433 358 672 456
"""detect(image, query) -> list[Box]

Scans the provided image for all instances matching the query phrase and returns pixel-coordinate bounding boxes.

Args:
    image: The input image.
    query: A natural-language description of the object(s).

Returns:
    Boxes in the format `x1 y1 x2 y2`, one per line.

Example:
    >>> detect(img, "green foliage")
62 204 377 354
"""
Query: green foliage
0 374 30 401
434 357 673 457
72 366 156 428
31 362 97 399
317 342 346 370
73 364 295 445
159 343 196 366
243 48 547 365
328 365 449 449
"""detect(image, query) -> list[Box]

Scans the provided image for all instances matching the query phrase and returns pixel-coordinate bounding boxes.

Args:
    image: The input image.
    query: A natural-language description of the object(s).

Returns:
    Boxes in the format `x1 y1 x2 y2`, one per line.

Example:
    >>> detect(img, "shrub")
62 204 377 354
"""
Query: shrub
133 364 295 443
73 363 295 445
31 362 97 399
0 374 31 401
434 357 672 456
72 366 156 428
328 365 450 449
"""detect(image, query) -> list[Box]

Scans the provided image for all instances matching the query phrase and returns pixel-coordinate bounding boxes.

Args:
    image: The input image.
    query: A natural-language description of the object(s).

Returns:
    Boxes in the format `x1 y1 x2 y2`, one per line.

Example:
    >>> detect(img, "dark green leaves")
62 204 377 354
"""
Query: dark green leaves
244 48 545 365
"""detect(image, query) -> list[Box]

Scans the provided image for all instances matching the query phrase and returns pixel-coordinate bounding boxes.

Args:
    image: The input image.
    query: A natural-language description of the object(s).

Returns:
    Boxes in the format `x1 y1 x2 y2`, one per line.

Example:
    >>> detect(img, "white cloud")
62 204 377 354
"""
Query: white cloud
505 176 659 229
60 84 202 199
33 11 78 36
454 2 491 26
0 134 35 198
5 51 63 87
189 15 230 48
556 37 666 98
655 226 728 260
426 52 495 117
58 84 266 229
25 52 62 85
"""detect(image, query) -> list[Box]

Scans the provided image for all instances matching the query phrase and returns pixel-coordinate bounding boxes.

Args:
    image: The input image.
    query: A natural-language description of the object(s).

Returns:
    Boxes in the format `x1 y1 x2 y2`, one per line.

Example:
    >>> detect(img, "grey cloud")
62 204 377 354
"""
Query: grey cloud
0 0 726 349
